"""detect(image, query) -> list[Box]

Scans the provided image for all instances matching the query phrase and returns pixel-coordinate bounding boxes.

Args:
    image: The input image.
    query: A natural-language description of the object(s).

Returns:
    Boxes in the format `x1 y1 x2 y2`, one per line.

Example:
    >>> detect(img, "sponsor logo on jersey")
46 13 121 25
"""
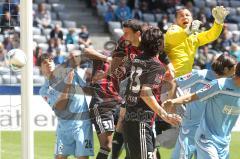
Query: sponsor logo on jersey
179 72 192 81
197 83 212 93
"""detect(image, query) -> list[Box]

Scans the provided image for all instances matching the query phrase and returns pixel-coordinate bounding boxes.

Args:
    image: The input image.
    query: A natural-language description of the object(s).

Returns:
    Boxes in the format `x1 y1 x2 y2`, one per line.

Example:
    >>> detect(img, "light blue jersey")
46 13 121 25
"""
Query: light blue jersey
40 71 94 157
195 78 240 159
176 69 217 127
172 69 217 159
40 71 90 131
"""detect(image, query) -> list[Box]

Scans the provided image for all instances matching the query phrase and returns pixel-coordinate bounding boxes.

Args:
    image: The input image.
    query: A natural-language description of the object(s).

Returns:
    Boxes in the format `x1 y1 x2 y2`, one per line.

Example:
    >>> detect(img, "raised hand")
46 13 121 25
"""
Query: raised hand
212 6 230 24
191 20 202 33
162 99 175 112
64 69 74 85
185 20 202 35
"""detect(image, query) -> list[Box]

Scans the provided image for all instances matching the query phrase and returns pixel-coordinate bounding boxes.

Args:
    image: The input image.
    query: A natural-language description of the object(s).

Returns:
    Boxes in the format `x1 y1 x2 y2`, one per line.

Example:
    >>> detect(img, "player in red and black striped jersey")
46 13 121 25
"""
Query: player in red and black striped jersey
111 20 175 159
123 27 181 159
83 19 144 159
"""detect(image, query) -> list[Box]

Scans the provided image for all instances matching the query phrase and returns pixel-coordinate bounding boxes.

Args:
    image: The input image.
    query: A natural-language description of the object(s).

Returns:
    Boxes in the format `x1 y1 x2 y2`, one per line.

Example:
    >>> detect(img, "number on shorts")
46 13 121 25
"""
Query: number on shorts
84 140 93 149
148 152 153 159
102 120 113 130
129 66 142 93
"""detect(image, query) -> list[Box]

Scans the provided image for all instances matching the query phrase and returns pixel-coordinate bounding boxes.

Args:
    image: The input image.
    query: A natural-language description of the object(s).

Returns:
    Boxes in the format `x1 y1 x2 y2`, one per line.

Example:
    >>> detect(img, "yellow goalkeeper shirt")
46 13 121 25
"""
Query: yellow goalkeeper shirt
164 22 223 77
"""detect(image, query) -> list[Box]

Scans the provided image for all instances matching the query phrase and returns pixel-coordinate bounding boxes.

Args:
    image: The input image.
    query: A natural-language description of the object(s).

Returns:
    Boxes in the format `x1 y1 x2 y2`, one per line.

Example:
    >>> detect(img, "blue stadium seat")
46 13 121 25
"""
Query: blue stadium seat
230 1 240 7
38 43 49 52
0 67 10 75
194 0 205 7
61 27 69 35
33 3 38 11
51 12 58 20
226 23 238 31
218 1 229 7
34 0 46 4
42 28 52 37
63 20 77 28
0 76 3 84
155 13 163 22
33 35 48 44
48 0 60 3
205 0 217 7
52 3 65 12
33 75 45 85
45 3 52 11
33 67 41 76
168 14 175 23
0 34 4 42
51 20 62 27
2 74 17 84
229 7 237 16
149 22 158 27
142 13 155 22
58 12 71 20
33 27 41 35
108 21 121 35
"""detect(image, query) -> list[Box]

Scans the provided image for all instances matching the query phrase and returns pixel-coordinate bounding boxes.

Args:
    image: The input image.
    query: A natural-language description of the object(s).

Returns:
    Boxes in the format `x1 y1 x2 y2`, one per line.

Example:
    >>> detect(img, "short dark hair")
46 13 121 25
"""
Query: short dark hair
235 62 240 77
122 19 142 33
140 27 164 57
211 54 236 76
39 53 53 65
175 7 191 18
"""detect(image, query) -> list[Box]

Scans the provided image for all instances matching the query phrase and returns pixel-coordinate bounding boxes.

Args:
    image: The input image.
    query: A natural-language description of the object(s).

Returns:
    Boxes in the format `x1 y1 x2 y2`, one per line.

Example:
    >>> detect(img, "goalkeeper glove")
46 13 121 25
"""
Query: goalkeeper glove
212 6 229 24
185 20 202 35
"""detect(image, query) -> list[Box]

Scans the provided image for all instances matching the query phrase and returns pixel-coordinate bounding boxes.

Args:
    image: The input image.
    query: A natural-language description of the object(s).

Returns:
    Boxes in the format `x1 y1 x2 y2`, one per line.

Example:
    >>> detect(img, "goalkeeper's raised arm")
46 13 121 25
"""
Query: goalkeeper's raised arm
197 6 229 46
164 6 229 77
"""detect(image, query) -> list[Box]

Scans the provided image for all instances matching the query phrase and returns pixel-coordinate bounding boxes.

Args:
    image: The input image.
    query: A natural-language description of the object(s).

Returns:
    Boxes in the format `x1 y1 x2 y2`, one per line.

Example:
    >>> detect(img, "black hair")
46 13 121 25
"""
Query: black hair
211 54 236 76
122 19 142 33
175 7 191 18
235 62 240 77
140 27 164 57
39 53 53 65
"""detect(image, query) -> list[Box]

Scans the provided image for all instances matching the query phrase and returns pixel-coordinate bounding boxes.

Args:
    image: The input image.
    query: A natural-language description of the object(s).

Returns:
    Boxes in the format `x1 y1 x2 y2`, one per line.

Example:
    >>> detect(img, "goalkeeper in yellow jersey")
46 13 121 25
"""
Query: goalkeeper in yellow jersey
164 6 229 78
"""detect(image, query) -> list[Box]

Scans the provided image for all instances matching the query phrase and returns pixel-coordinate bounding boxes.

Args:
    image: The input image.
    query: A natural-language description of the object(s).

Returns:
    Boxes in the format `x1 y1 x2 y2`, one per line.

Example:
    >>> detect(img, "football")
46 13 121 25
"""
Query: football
5 49 27 71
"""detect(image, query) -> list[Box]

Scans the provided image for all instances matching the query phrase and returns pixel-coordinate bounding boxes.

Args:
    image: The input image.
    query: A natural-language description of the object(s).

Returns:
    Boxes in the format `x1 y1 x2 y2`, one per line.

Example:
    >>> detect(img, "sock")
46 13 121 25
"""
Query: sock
96 147 110 159
112 131 124 159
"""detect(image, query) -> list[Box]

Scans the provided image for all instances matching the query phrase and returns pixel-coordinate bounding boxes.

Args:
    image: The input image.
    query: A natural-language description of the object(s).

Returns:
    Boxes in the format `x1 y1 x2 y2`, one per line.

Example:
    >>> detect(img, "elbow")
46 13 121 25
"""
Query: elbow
54 99 68 111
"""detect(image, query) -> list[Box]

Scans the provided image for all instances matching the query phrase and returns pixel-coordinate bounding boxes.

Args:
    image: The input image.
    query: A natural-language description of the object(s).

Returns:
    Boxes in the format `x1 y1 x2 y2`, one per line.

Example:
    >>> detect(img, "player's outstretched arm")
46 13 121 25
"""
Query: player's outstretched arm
83 47 112 63
140 85 181 126
162 93 199 110
198 6 229 46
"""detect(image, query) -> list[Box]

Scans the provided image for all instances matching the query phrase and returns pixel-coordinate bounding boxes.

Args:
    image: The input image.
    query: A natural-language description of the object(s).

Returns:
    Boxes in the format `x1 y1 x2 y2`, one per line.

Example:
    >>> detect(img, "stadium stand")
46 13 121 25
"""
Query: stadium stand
0 0 240 88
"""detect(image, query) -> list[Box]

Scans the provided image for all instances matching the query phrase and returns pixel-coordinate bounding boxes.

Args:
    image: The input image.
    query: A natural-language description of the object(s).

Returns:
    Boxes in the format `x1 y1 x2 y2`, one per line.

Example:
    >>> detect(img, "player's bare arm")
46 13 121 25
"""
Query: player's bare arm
162 93 199 111
140 85 181 126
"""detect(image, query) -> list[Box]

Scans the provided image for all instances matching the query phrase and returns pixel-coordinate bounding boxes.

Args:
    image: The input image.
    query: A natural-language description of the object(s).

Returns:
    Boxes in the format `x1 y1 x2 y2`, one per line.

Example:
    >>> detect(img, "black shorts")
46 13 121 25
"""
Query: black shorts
90 103 115 134
123 120 155 159
155 120 171 135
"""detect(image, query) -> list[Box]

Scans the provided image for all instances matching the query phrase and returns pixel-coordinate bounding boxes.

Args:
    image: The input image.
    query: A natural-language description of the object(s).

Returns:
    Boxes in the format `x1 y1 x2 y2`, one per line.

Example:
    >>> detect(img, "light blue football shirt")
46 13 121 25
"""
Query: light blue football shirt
39 70 90 131
175 69 217 127
196 78 240 146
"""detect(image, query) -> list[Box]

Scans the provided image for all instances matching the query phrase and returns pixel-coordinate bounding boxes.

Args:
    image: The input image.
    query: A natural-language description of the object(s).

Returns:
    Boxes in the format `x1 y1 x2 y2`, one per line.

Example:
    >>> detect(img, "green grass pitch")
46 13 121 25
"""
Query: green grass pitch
1 131 240 159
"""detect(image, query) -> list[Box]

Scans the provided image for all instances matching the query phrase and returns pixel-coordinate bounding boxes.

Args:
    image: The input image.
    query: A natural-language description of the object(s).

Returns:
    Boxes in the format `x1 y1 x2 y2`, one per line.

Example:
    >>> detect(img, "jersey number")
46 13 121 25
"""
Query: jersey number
129 66 142 93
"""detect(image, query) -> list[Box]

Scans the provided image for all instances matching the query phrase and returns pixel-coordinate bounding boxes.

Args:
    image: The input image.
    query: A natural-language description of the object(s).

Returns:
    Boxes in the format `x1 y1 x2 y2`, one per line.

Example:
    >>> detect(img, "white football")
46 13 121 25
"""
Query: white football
5 49 27 71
